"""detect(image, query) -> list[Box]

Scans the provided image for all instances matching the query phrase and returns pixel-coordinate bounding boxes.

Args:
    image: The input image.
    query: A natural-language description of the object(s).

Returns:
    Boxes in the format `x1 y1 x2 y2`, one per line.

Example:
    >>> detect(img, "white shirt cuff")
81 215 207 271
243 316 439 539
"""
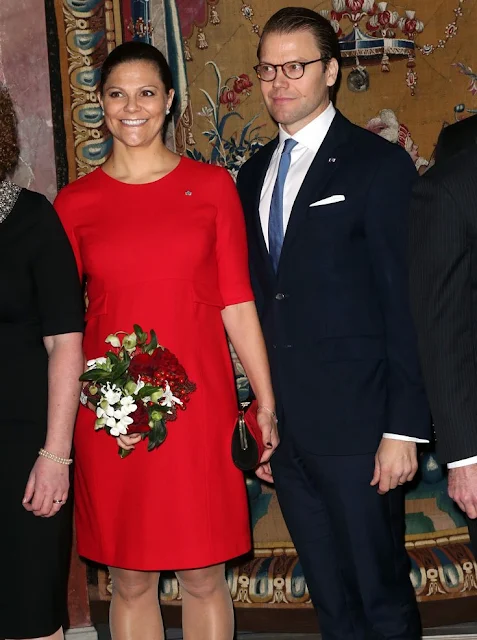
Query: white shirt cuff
382 433 430 444
447 456 477 469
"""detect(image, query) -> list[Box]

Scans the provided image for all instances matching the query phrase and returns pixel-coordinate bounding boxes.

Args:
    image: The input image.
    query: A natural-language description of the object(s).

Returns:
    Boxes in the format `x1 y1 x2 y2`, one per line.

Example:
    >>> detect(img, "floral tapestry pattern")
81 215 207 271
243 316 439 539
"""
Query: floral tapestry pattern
186 62 269 177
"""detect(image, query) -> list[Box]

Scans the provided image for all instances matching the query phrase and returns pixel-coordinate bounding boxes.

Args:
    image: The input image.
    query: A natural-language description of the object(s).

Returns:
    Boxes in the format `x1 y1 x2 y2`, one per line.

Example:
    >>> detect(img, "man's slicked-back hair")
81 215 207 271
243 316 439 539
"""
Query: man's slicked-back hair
257 7 341 67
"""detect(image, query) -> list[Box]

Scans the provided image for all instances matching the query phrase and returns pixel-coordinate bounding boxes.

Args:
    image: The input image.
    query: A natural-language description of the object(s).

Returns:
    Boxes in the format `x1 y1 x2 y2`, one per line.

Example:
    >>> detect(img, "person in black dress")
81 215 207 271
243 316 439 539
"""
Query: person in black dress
0 85 84 639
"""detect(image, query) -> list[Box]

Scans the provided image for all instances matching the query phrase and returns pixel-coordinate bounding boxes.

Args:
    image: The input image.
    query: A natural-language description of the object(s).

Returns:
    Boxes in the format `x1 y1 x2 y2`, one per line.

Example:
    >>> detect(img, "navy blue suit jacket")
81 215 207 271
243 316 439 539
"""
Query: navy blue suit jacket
237 110 430 455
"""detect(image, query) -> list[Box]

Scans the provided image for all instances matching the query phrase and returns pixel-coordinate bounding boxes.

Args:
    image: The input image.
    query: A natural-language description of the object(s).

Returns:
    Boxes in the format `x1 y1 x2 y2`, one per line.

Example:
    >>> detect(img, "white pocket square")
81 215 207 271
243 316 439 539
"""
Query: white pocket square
309 195 345 207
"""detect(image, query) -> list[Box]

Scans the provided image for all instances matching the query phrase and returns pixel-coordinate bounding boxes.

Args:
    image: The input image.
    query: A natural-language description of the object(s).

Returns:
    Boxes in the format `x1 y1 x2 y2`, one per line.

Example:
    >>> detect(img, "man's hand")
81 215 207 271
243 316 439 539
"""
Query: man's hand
371 438 419 495
448 464 477 519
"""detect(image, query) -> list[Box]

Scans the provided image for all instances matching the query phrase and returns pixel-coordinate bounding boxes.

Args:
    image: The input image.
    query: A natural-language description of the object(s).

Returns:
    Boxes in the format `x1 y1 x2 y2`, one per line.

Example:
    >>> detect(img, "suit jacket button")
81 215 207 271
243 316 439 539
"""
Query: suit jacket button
275 293 285 300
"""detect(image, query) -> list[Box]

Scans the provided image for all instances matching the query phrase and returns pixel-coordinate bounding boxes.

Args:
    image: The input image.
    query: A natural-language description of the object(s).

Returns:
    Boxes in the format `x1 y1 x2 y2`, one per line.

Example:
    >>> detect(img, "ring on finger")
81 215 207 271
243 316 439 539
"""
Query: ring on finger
53 499 64 504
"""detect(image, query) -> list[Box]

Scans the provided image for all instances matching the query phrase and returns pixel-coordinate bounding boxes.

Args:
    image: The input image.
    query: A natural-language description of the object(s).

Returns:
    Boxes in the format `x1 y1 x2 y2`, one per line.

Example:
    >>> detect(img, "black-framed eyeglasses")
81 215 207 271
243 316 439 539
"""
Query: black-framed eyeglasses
253 58 329 82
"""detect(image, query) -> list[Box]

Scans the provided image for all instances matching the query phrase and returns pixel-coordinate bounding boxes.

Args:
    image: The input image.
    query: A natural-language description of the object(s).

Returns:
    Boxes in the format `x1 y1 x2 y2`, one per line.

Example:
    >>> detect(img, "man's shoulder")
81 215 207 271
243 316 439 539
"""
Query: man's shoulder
424 144 477 190
441 114 477 141
341 114 411 166
239 139 277 176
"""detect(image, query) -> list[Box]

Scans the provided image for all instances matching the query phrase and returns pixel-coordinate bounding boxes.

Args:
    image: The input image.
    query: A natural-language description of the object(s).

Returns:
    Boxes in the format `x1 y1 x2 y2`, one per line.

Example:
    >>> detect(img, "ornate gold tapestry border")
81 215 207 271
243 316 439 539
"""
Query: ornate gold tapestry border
93 539 477 605
54 0 123 182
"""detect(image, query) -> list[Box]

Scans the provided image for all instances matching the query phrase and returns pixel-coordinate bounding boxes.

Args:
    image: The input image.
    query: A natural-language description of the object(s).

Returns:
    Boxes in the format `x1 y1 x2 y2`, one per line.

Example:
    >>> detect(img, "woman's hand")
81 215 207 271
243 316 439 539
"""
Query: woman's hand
23 456 70 517
116 433 142 451
255 407 279 482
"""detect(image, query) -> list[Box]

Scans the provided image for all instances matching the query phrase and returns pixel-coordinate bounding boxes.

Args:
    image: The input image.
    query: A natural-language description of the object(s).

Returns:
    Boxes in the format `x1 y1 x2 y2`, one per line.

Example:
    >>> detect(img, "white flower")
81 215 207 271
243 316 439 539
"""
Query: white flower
198 106 214 117
134 378 145 394
122 333 137 352
101 382 122 406
106 404 116 417
96 405 106 419
94 417 106 430
160 381 183 408
120 395 137 414
86 357 107 368
105 334 121 348
109 415 134 437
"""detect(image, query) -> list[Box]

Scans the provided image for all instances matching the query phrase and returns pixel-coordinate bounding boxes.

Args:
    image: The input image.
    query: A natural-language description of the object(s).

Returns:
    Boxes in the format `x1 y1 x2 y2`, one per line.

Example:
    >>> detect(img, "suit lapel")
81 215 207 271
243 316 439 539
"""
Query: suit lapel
250 138 278 279
277 112 352 276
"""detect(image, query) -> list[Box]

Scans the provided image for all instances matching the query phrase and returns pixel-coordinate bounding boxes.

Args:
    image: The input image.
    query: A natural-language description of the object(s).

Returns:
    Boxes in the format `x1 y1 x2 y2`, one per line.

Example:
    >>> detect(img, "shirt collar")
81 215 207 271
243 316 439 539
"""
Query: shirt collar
278 102 336 152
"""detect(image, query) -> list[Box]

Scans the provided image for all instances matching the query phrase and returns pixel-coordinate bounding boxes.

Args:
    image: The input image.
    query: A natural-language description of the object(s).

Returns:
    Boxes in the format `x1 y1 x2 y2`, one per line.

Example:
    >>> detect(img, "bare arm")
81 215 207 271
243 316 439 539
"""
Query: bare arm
43 332 84 456
221 301 274 408
23 332 83 517
222 301 279 482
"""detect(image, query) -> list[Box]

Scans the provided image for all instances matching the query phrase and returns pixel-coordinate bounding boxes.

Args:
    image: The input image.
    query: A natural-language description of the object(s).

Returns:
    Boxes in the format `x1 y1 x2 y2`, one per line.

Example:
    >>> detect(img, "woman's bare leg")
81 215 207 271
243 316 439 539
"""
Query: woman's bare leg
108 567 164 640
177 563 234 640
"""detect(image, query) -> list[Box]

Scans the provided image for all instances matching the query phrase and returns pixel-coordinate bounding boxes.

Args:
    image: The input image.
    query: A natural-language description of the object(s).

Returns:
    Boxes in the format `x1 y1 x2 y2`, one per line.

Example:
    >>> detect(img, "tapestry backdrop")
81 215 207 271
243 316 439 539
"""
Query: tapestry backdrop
0 0 57 198
43 0 477 616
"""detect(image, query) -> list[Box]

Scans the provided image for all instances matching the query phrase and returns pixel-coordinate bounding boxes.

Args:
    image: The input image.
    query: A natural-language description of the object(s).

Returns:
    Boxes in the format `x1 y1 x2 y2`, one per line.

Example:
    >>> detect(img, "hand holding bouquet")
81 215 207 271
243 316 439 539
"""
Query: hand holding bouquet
79 325 196 457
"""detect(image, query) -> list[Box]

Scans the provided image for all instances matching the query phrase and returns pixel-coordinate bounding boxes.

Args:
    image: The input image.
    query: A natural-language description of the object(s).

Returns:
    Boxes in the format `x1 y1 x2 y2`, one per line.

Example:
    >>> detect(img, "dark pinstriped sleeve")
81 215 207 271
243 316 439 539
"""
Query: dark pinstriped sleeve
409 173 477 463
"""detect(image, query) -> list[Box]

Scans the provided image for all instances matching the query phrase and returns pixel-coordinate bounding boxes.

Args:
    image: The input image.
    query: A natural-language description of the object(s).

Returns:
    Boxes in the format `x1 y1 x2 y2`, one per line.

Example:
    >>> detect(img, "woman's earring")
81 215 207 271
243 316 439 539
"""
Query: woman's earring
166 107 170 115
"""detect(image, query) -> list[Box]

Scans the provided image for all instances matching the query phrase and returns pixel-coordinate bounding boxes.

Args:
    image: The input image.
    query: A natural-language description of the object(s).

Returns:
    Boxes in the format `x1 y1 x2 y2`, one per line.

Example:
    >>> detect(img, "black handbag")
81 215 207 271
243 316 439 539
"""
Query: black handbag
231 401 265 471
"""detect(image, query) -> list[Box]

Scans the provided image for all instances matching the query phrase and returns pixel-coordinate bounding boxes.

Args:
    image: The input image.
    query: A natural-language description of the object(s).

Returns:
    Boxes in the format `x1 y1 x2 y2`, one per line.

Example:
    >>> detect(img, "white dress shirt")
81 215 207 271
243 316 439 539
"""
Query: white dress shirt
259 102 428 446
259 102 336 246
448 455 477 468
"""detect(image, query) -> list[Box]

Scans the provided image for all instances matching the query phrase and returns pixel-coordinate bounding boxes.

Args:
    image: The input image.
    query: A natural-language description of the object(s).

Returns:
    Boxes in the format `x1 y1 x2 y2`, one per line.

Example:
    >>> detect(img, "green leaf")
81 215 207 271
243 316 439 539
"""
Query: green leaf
136 384 159 398
79 369 109 382
111 360 130 381
106 351 120 365
133 324 148 345
147 420 167 451
119 447 133 459
148 329 158 352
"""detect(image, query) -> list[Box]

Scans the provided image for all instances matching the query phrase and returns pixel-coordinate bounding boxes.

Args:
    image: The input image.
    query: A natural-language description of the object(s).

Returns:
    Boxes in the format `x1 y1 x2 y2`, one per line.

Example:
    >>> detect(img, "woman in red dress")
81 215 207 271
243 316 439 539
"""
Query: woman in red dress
55 42 278 639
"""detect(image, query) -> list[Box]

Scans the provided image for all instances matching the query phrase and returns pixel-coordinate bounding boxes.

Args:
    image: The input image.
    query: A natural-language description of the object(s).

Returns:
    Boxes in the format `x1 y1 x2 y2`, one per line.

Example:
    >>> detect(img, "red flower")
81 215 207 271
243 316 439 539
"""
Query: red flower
128 352 157 381
402 18 417 35
128 402 151 434
219 88 240 111
347 0 364 12
233 74 253 94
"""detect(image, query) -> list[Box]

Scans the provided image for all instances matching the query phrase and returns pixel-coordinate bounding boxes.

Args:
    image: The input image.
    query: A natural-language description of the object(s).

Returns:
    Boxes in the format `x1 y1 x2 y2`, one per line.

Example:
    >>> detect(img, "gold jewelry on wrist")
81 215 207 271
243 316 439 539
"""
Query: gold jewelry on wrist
257 405 277 422
38 448 73 466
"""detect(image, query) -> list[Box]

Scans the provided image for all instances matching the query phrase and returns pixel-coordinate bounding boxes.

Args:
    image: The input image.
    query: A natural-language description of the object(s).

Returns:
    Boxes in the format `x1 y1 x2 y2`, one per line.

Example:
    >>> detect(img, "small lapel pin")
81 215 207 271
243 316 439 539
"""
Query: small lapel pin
185 190 192 196
328 157 336 163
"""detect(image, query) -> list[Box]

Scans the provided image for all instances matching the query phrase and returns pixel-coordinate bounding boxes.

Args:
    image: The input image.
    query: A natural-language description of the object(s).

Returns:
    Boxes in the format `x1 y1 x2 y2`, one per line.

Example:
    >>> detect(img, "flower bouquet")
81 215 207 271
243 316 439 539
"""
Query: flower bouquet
79 325 196 457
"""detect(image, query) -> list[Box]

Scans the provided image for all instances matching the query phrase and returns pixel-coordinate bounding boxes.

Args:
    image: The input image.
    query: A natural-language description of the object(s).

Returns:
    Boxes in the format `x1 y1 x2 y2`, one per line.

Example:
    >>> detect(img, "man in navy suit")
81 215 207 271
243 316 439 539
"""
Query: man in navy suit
236 8 430 639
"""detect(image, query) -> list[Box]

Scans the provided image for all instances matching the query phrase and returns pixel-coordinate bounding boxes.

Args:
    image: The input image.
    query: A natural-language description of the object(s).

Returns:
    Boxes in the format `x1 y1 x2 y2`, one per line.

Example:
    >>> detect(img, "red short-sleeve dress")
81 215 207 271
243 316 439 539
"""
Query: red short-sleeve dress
55 158 253 570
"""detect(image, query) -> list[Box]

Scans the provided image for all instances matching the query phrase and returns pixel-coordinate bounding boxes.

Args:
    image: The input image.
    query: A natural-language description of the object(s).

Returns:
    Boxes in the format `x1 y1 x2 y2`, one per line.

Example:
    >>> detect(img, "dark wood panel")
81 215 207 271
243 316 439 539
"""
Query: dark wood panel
90 597 477 634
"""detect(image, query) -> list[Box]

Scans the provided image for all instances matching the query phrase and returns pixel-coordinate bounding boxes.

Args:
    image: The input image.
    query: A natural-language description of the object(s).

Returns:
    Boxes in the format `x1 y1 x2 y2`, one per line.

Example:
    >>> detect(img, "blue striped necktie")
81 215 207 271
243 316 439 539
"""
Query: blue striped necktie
268 138 298 272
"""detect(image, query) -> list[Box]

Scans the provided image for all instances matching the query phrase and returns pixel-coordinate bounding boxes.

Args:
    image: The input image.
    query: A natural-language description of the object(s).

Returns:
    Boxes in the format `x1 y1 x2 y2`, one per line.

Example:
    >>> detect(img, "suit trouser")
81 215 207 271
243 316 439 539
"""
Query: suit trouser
271 433 421 640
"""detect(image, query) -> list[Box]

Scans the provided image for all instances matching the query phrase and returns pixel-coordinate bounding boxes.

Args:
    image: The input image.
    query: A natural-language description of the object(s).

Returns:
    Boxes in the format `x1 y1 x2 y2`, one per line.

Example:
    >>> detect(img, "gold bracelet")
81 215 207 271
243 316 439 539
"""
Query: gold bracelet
38 448 73 466
257 405 277 421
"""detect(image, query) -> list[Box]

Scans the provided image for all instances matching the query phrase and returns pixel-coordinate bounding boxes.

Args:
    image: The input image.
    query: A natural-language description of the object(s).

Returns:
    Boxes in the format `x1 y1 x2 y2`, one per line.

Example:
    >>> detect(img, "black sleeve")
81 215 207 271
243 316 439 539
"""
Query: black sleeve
409 172 477 463
364 148 430 439
32 195 85 337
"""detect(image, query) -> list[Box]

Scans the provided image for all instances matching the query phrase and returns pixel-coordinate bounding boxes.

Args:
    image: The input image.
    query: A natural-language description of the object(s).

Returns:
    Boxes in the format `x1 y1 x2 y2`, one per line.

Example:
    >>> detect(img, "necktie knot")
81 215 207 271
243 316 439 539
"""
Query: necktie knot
283 138 298 155
268 138 298 273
